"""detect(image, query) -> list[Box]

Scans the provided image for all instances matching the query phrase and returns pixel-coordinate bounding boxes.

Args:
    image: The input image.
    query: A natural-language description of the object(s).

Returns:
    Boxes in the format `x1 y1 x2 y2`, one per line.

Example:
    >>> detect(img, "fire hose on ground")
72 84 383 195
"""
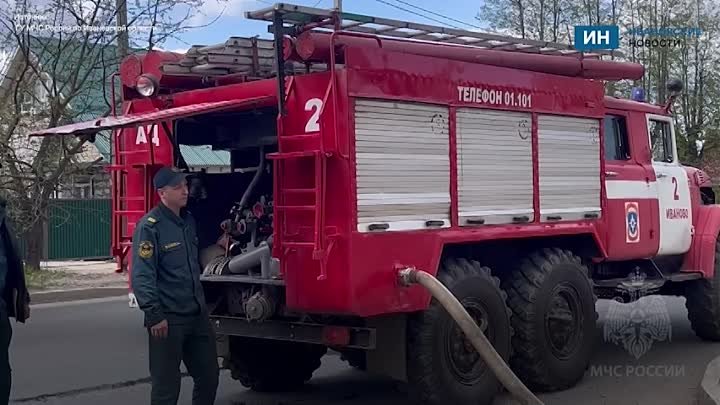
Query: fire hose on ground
397 267 544 405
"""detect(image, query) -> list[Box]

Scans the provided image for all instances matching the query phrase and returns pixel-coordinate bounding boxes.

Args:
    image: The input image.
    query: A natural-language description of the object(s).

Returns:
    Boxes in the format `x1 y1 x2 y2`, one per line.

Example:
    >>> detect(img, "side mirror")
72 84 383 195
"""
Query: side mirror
664 78 684 113
666 78 683 96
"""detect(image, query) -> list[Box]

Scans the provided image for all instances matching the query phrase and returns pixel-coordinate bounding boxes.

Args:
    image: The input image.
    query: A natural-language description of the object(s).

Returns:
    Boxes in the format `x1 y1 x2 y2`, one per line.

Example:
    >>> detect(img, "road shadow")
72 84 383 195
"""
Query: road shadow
226 297 720 405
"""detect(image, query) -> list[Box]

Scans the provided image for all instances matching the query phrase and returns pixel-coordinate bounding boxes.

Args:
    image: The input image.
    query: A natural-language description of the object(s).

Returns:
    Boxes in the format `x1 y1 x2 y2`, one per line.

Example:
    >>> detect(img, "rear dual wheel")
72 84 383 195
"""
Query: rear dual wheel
406 258 512 405
405 249 596 405
503 248 597 391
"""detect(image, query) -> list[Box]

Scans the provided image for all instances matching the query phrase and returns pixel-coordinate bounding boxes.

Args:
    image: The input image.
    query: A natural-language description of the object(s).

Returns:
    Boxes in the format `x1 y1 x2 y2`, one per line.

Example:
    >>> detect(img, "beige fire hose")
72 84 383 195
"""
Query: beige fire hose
398 267 544 405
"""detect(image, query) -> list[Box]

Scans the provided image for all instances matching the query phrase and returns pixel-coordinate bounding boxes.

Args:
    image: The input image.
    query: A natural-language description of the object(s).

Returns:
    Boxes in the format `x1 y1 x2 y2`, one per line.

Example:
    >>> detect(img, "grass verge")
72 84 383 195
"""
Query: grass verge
24 266 68 290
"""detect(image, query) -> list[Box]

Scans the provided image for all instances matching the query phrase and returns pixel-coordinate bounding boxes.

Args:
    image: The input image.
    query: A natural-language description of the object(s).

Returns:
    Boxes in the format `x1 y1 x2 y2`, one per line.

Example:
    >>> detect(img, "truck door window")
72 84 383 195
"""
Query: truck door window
603 115 629 160
649 119 673 163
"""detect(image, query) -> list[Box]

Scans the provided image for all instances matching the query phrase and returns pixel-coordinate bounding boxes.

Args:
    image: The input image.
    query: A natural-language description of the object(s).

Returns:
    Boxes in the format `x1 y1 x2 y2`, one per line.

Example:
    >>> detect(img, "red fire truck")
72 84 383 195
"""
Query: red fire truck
32 3 720 404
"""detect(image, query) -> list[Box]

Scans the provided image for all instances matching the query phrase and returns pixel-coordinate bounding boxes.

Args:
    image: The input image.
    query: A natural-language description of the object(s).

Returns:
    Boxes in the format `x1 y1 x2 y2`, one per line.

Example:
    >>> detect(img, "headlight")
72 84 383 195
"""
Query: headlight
136 74 158 97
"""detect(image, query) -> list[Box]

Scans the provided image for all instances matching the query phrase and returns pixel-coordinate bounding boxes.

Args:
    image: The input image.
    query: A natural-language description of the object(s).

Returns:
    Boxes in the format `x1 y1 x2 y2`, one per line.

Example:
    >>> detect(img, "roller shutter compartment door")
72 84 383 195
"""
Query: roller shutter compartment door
537 114 602 222
456 108 534 226
353 99 450 232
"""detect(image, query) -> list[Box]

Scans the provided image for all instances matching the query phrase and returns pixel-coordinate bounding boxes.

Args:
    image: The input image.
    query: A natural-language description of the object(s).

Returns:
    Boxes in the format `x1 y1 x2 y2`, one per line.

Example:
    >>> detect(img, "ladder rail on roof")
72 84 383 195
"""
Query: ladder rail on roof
245 2 624 59
158 35 326 78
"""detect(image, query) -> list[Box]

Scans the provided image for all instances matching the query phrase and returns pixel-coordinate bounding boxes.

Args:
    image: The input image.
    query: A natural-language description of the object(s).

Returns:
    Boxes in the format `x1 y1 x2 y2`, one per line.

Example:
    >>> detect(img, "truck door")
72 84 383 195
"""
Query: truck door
646 113 693 255
603 111 657 259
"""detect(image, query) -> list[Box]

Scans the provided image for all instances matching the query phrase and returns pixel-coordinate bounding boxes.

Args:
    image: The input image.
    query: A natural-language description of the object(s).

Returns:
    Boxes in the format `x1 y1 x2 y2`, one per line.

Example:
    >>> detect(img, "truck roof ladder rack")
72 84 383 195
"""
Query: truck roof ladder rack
245 2 623 58
158 36 326 78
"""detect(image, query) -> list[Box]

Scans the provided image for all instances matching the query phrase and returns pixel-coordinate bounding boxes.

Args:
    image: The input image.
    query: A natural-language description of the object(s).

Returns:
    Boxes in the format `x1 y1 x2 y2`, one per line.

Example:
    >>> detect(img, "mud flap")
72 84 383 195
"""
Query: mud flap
366 314 407 382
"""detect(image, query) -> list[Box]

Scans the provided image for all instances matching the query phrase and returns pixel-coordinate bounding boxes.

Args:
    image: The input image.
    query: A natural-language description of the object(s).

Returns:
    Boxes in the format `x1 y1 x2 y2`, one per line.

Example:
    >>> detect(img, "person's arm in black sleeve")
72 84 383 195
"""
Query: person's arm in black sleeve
130 223 164 327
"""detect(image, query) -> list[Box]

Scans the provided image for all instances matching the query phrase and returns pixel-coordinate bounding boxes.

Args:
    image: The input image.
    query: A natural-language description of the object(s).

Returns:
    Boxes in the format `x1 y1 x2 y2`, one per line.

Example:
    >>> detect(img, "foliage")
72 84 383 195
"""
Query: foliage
477 0 720 171
0 0 209 268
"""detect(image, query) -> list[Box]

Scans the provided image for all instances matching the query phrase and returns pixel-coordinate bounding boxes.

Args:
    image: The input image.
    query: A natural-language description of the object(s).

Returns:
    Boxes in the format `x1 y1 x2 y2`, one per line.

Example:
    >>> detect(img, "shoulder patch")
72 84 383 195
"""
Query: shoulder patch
138 240 154 259
147 216 157 223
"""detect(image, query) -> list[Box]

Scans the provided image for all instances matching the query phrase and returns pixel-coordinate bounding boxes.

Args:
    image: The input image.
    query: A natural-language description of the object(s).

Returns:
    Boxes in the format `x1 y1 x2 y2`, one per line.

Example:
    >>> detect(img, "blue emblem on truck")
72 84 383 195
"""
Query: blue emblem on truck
626 202 640 243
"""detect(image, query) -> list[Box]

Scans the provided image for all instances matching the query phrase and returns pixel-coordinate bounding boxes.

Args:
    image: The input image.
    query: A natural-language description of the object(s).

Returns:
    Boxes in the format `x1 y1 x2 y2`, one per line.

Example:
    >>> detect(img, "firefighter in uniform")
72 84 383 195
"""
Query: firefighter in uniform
131 167 219 405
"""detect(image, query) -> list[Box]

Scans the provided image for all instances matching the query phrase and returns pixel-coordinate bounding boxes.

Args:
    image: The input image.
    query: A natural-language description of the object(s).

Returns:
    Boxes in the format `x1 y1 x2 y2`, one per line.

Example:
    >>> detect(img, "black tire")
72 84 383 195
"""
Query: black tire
685 239 720 341
407 257 512 405
503 247 597 392
225 337 327 392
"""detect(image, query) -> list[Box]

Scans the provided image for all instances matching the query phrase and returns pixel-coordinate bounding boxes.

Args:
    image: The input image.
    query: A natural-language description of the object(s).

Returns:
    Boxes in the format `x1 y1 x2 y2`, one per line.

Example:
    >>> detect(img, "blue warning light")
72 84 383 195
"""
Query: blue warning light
631 87 646 102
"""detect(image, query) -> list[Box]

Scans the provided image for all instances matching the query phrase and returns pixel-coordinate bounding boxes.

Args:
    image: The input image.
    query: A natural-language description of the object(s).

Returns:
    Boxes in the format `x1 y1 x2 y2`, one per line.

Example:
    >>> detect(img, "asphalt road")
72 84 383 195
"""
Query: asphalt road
7 295 720 405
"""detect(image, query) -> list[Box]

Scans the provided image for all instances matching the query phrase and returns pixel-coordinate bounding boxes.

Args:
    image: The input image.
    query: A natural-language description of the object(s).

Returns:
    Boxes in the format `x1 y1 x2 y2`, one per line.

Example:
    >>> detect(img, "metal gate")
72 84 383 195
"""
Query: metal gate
47 199 111 260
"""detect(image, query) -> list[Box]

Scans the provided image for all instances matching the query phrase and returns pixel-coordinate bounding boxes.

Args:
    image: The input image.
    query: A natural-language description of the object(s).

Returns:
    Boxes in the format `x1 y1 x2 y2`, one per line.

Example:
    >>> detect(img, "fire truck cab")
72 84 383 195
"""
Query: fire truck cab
604 96 695 259
31 3 720 405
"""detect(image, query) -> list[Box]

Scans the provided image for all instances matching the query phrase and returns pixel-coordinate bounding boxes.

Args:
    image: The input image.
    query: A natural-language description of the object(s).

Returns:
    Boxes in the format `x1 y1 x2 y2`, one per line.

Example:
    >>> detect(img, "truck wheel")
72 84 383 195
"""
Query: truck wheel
685 240 720 341
503 248 597 392
407 258 512 405
225 337 327 392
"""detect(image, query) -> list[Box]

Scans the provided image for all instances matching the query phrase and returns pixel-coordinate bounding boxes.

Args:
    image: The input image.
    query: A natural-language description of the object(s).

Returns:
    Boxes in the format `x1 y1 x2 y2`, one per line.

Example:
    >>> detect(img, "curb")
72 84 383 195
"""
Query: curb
700 355 720 405
30 287 129 304
30 285 127 294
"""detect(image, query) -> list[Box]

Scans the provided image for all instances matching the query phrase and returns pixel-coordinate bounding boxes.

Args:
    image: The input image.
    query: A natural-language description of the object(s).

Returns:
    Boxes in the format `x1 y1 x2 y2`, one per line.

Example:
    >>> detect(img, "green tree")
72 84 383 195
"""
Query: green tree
0 0 207 268
477 0 720 171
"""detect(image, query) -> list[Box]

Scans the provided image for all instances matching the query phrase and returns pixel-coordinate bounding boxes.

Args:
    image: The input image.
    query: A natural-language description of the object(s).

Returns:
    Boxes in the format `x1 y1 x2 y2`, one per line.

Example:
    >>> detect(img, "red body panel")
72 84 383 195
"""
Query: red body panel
350 225 605 314
602 108 659 260
278 71 357 313
119 97 174 214
167 78 278 108
680 166 718 277
276 47 610 316
682 205 720 278
344 47 606 117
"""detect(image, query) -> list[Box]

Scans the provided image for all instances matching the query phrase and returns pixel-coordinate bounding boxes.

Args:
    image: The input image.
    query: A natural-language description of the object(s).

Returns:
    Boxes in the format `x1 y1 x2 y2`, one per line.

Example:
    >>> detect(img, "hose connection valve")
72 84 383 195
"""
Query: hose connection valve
397 266 420 287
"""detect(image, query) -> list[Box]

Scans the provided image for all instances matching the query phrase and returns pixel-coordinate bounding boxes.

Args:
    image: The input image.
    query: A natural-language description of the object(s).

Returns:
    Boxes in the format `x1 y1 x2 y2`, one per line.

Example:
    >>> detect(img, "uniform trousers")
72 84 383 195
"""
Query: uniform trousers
148 313 219 405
